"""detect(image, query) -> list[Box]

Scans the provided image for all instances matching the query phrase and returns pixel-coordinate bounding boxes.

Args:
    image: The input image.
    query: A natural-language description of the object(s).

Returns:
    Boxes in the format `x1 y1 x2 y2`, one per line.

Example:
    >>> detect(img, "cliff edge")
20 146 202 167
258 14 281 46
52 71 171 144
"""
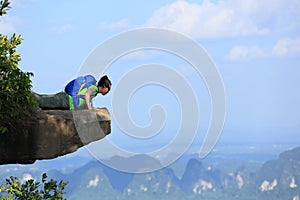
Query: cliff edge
0 108 111 164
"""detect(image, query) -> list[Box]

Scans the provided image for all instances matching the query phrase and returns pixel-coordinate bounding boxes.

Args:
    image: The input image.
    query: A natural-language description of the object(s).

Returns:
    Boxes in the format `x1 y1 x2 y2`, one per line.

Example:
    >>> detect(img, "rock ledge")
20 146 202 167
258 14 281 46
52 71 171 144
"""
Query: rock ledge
0 108 111 164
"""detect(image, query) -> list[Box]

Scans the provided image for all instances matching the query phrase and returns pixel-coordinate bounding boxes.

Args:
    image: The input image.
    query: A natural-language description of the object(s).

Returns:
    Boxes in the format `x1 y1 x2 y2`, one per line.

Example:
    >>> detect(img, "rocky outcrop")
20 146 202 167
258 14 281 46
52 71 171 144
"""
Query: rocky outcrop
0 108 111 165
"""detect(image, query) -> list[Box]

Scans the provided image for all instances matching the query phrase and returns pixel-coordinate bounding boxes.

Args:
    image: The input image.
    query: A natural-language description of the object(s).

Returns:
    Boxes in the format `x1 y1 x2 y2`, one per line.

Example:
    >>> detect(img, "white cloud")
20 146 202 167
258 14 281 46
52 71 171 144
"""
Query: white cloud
226 37 300 60
0 0 35 34
226 45 268 60
0 16 17 34
144 0 299 39
99 18 129 31
87 175 99 188
273 38 300 56
21 173 33 182
54 24 73 34
10 0 36 7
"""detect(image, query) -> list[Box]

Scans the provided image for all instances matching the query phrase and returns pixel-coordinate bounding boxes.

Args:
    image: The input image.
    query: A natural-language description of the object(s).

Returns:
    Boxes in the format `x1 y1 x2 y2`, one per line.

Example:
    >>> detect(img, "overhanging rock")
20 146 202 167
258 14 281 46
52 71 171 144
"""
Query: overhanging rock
0 108 111 165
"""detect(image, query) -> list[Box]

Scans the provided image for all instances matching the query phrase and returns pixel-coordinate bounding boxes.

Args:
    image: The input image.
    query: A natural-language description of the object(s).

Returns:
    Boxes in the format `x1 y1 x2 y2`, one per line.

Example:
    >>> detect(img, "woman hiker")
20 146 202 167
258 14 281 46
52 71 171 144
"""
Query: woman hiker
32 75 111 110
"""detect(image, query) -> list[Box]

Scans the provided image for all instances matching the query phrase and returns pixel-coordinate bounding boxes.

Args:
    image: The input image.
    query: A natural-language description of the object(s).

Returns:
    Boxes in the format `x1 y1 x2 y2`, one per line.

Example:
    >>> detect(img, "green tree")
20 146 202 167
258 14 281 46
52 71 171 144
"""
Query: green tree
0 173 69 200
0 0 37 133
0 0 10 16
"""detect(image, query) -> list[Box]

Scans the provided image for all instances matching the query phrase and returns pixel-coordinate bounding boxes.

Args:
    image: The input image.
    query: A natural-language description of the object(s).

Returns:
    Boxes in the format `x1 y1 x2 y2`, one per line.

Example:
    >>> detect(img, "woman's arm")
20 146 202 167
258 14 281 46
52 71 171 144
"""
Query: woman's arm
84 88 96 110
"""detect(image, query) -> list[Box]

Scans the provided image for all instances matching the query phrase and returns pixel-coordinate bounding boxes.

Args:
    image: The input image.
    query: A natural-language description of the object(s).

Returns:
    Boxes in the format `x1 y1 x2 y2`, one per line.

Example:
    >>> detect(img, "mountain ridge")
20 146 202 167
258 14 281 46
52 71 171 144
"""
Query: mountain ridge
1 146 299 199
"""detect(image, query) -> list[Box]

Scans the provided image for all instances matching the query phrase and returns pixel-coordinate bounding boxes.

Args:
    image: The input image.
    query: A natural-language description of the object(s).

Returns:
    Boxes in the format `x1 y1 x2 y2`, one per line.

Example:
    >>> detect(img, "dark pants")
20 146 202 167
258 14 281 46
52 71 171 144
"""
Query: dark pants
32 91 70 110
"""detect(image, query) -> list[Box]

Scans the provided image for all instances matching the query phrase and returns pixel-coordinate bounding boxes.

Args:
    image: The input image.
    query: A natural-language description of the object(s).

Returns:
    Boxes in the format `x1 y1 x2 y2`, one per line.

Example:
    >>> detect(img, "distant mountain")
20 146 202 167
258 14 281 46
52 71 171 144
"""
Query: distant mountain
103 154 162 173
1 147 300 199
255 147 300 199
0 157 249 199
180 159 210 193
257 146 300 182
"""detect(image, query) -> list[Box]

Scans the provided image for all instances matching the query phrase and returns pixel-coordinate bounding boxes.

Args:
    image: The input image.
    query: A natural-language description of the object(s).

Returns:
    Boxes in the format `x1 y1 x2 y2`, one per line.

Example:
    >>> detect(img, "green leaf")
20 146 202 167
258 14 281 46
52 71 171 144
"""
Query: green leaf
0 0 10 16
0 20 37 133
0 173 68 199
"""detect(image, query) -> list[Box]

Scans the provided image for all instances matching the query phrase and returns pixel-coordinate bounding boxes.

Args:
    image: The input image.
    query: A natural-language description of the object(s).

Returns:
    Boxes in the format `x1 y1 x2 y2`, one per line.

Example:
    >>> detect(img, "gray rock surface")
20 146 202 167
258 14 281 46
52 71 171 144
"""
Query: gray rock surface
0 108 111 164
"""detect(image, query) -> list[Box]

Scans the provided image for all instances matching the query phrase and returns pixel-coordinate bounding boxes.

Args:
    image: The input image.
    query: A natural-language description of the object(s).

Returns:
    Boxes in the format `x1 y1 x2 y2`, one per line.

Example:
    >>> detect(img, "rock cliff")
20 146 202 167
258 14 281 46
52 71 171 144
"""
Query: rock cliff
0 108 111 165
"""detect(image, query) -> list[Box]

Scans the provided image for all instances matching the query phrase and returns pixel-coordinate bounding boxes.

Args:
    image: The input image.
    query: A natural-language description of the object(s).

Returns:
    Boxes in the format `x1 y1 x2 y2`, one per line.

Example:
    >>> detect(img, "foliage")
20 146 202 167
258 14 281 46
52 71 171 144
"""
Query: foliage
0 0 10 16
0 173 69 200
0 0 37 133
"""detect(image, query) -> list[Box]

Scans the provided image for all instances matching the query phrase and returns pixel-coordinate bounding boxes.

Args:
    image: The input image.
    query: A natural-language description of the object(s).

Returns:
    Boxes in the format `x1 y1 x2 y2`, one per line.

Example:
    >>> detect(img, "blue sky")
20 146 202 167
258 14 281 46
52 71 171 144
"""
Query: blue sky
1 0 300 159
